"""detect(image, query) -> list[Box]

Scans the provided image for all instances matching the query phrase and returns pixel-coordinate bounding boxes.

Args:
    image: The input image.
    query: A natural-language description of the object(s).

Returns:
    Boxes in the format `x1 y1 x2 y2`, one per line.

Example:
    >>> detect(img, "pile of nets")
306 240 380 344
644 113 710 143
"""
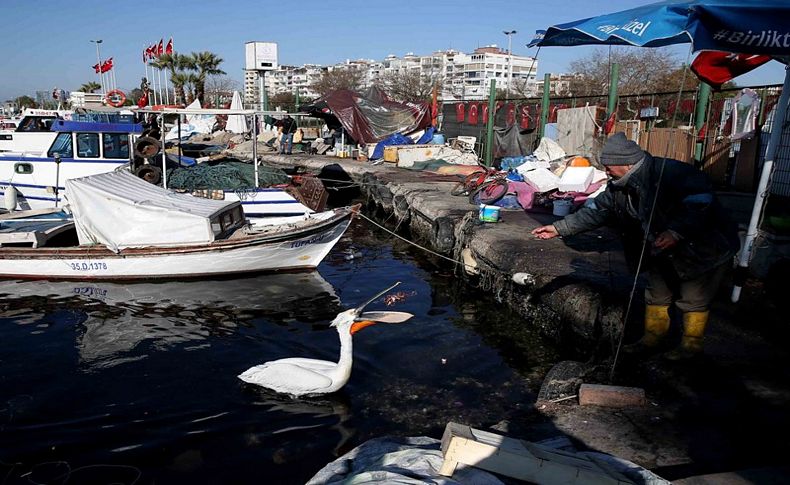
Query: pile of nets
167 160 290 191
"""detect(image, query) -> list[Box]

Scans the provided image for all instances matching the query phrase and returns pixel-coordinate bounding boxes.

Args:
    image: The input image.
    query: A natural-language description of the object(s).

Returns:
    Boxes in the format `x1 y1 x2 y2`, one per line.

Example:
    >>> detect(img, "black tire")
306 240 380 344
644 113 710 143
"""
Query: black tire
537 360 588 402
134 136 161 159
469 178 508 205
135 164 162 185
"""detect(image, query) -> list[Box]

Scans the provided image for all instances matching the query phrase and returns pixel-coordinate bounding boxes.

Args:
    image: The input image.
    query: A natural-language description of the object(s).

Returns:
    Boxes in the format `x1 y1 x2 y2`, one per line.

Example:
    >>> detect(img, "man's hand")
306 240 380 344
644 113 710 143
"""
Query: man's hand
531 225 560 240
653 230 679 250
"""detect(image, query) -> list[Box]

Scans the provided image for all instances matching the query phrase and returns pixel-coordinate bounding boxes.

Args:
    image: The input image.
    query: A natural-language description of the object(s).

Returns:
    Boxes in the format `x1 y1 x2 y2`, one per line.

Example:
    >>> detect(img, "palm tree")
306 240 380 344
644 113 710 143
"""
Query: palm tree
79 82 102 93
190 51 225 104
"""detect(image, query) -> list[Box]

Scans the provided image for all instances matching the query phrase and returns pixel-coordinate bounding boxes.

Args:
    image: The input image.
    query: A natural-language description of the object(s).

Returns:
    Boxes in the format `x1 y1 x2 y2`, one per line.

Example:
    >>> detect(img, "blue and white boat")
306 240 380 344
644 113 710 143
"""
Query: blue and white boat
0 115 320 224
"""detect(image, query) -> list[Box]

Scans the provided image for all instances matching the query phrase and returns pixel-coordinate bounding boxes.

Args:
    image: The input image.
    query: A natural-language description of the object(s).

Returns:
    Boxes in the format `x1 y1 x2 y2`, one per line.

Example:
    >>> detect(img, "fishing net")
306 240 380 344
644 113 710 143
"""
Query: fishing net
167 160 290 191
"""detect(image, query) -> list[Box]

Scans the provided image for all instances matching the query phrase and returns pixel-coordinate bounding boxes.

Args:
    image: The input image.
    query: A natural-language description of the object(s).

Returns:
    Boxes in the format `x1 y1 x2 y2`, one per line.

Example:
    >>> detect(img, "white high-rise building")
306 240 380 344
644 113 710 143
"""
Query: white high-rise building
242 44 539 105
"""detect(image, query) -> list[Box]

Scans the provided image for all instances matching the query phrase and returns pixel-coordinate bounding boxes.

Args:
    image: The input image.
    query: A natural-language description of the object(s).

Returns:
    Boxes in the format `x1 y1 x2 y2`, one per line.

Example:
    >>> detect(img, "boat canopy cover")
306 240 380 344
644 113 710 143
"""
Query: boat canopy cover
66 170 241 252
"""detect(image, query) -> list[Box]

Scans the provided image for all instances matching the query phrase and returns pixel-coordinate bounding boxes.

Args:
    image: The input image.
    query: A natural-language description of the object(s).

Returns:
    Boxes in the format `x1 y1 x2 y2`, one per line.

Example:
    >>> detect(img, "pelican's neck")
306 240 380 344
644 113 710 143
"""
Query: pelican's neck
334 326 354 380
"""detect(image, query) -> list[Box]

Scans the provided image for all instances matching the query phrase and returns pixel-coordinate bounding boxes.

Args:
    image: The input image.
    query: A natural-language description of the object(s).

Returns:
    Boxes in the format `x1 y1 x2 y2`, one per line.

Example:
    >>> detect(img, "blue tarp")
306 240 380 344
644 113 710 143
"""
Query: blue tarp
371 133 413 160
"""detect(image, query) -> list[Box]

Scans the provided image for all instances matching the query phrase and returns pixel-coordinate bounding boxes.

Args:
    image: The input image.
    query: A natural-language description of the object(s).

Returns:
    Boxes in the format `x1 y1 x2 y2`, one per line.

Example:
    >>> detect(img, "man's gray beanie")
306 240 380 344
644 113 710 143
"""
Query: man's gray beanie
601 132 644 166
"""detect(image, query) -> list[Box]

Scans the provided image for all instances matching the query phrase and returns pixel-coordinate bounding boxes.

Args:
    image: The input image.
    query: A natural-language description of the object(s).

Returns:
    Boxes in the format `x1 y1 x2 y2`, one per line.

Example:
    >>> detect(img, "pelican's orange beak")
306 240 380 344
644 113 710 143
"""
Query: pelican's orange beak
350 320 376 335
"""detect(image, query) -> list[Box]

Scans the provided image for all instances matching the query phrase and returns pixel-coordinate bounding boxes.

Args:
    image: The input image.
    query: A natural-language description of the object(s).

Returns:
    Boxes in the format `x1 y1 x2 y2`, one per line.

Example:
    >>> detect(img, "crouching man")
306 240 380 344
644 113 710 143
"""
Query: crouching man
532 133 739 359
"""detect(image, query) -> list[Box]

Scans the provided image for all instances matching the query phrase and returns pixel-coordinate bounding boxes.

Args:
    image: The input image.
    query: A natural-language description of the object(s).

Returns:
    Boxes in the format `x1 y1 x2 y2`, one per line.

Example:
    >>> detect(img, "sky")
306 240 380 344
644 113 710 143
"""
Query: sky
1 0 786 101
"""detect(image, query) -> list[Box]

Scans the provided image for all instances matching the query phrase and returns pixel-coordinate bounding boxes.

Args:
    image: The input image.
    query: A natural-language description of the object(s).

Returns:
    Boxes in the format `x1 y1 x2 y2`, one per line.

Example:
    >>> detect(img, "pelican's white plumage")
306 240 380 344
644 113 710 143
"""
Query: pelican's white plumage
238 283 412 397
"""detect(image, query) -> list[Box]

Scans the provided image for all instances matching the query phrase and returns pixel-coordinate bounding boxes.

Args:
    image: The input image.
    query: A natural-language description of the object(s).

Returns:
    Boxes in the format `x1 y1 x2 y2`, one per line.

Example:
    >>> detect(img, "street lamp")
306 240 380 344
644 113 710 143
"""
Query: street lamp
89 39 105 96
503 30 517 96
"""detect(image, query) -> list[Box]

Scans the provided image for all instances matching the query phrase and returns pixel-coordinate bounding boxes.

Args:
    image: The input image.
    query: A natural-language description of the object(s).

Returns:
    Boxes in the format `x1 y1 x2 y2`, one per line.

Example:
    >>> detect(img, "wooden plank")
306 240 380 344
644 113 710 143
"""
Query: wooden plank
439 422 635 484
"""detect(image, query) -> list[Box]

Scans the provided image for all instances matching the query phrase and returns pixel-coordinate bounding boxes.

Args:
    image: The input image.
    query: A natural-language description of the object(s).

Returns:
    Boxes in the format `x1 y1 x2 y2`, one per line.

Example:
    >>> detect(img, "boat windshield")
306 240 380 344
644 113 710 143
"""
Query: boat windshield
48 132 73 158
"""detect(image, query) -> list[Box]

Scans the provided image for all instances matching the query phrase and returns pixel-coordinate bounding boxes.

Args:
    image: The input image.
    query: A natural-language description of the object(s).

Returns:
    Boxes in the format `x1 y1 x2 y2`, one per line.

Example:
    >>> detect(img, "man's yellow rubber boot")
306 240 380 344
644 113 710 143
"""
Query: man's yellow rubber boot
623 304 670 353
665 311 709 361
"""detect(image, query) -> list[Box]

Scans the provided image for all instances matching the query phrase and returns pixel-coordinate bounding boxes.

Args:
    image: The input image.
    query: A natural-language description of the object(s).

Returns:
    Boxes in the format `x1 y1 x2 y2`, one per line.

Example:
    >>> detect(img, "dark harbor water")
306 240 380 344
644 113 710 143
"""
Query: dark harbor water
0 221 559 484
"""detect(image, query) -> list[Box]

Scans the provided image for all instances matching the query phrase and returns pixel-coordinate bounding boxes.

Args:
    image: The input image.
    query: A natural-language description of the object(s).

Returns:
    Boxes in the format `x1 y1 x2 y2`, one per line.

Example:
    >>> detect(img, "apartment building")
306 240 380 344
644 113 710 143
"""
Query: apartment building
243 44 540 105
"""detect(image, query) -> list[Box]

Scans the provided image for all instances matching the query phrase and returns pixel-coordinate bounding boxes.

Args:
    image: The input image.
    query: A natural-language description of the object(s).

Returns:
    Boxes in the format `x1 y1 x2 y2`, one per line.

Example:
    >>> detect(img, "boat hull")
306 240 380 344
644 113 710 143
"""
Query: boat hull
0 208 355 281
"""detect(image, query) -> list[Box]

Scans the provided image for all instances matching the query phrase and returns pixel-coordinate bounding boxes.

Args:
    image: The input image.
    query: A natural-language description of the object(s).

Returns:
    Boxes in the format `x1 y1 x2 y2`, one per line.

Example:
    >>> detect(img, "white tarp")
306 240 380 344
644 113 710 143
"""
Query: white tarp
66 170 240 252
165 100 215 141
226 91 247 134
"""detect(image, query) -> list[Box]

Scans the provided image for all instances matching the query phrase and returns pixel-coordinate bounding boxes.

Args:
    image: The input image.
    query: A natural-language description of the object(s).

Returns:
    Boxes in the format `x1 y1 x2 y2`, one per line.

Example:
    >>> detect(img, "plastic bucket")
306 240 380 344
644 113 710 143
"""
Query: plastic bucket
552 199 573 217
432 133 446 145
479 204 500 222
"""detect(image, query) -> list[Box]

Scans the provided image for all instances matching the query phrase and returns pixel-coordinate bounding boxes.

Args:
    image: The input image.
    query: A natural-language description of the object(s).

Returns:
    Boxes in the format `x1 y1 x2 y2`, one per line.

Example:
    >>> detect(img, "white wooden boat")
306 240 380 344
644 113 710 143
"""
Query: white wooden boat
0 171 356 280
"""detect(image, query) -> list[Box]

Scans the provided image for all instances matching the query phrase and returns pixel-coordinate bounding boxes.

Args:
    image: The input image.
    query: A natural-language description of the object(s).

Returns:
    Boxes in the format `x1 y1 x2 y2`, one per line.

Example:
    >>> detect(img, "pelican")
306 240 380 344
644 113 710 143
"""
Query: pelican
238 282 413 396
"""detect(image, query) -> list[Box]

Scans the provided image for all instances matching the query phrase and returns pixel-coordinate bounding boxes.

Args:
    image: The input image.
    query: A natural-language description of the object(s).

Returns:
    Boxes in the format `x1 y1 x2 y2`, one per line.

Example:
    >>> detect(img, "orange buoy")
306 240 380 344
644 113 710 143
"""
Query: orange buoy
105 89 127 108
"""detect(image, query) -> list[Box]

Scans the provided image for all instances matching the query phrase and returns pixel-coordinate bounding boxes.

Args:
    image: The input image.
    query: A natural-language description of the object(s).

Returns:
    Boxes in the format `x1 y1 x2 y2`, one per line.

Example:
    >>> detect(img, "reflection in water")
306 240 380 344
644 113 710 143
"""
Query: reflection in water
0 273 340 369
244 388 354 457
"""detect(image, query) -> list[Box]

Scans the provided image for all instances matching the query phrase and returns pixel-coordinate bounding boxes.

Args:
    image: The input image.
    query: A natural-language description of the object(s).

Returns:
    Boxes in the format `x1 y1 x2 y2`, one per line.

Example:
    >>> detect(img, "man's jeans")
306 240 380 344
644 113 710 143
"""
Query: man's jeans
280 133 293 154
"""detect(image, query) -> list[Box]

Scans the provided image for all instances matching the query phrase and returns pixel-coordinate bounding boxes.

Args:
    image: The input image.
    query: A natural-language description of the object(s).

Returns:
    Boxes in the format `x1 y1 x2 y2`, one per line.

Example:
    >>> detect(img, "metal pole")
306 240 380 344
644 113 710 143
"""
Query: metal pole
606 62 620 118
484 79 496 167
732 68 790 303
693 82 712 162
252 113 259 187
177 115 182 165
90 40 104 96
262 72 269 111
540 73 551 138
160 115 167 189
54 154 61 208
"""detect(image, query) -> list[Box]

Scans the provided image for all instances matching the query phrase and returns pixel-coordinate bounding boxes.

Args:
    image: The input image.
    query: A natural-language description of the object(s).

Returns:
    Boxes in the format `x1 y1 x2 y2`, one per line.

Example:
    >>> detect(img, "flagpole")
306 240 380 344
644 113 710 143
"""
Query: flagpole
164 71 171 105
157 68 163 105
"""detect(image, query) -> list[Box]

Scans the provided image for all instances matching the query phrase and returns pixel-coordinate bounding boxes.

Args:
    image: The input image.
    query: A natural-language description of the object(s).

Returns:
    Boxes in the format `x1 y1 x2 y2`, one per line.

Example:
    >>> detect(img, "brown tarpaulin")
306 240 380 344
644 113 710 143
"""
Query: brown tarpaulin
303 88 431 144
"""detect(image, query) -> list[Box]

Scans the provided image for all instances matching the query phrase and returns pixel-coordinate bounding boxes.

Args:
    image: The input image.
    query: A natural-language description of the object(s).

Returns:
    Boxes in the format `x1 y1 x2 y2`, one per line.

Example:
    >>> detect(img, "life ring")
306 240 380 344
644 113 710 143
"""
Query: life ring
106 89 127 107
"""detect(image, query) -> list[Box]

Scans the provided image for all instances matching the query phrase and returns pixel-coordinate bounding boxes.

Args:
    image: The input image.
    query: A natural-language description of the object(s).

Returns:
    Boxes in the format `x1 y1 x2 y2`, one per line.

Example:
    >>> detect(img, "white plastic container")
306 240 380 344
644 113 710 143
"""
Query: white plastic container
522 168 560 193
558 166 595 193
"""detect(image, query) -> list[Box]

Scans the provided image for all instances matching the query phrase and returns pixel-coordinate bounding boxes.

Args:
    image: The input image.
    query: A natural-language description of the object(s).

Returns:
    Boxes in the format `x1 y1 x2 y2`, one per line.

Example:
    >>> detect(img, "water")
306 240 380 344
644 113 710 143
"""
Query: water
0 221 559 484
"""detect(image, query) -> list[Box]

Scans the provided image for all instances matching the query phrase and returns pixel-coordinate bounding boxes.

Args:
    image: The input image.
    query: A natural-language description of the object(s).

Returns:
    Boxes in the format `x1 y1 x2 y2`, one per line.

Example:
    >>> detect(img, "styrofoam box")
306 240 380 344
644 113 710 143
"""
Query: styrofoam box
558 166 595 193
523 168 560 193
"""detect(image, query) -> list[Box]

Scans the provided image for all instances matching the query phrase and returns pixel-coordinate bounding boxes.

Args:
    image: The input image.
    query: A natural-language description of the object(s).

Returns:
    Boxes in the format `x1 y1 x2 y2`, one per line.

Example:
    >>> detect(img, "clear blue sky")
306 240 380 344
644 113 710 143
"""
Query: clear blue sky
1 0 785 101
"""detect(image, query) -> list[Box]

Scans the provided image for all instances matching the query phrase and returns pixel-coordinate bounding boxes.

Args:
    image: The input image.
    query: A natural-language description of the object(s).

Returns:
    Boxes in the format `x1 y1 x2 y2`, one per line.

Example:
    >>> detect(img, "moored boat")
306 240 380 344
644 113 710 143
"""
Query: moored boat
0 171 356 280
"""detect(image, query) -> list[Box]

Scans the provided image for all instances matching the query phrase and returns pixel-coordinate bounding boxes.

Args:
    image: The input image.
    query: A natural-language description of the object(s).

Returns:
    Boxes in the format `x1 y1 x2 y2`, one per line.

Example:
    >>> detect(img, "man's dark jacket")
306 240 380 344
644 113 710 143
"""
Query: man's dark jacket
554 154 739 280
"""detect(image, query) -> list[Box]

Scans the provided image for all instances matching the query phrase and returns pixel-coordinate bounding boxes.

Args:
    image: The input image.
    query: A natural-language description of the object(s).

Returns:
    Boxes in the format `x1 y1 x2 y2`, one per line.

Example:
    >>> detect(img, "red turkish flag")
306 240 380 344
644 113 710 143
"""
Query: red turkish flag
92 63 101 73
157 39 164 57
100 58 113 73
505 103 516 126
691 51 771 89
137 91 149 108
482 104 489 124
467 103 479 125
455 103 465 123
165 38 173 55
519 105 531 129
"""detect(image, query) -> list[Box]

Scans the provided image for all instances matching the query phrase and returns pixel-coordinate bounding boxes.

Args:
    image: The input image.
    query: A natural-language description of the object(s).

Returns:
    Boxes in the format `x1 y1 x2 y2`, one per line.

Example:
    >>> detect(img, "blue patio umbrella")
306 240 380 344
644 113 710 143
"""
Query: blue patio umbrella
528 0 790 301
529 0 790 57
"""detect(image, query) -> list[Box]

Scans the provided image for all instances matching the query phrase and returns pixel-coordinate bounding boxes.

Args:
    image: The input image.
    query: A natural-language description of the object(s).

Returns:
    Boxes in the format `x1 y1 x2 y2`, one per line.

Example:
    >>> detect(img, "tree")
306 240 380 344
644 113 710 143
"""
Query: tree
170 71 198 104
150 53 196 105
191 51 226 104
270 91 296 111
204 75 239 108
14 95 37 109
568 47 691 96
375 70 443 103
310 67 365 97
79 82 102 93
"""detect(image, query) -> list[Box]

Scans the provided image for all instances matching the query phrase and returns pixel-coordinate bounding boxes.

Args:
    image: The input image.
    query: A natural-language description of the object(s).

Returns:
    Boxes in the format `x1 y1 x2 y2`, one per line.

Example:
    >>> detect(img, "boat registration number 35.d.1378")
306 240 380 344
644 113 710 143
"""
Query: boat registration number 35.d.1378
68 261 108 271
290 233 328 248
